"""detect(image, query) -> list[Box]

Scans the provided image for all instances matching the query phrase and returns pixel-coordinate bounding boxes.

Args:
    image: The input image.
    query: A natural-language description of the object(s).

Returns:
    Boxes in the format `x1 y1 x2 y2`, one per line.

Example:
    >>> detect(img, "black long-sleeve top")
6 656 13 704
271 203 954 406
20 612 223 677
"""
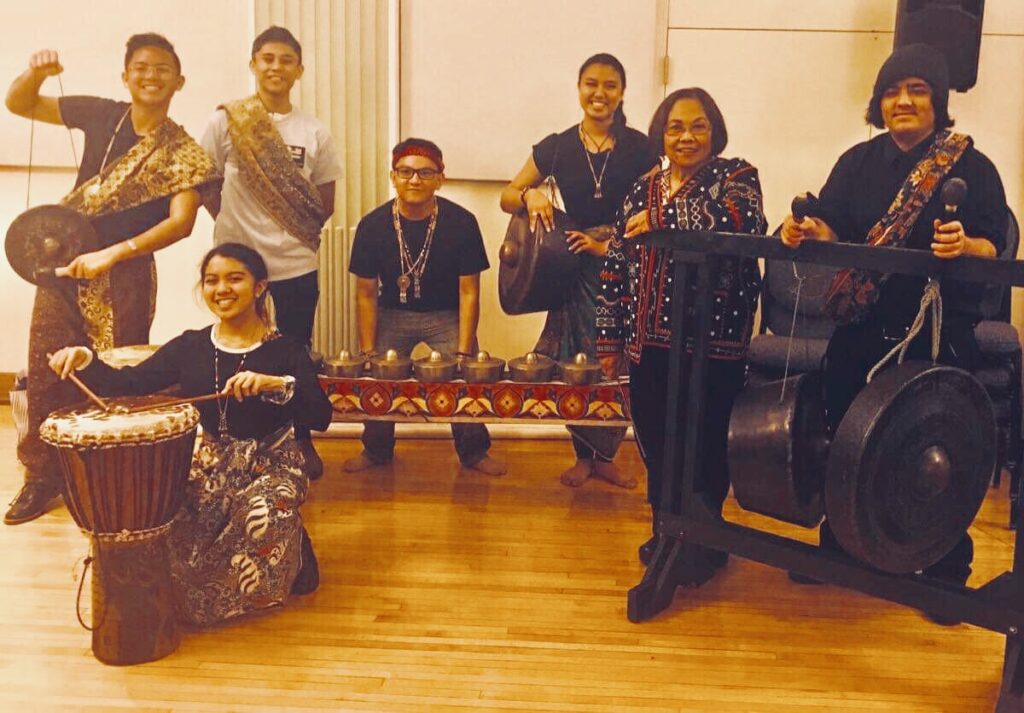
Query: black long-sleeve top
79 326 332 440
814 131 1008 327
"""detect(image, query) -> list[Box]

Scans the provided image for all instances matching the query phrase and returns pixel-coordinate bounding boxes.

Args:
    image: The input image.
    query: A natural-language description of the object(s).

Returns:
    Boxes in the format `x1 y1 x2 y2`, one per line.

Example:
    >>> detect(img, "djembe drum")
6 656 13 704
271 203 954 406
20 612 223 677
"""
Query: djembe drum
40 396 199 665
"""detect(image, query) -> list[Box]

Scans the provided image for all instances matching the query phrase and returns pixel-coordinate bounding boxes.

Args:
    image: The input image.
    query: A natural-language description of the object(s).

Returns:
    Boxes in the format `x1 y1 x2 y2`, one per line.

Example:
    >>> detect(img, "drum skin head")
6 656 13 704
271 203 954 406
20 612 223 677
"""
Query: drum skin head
5 204 98 285
40 396 200 447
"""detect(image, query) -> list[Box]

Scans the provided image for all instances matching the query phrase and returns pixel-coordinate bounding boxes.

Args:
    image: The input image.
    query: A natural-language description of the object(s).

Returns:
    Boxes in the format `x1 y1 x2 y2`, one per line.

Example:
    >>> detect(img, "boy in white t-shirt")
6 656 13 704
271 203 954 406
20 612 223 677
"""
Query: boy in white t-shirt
201 26 341 479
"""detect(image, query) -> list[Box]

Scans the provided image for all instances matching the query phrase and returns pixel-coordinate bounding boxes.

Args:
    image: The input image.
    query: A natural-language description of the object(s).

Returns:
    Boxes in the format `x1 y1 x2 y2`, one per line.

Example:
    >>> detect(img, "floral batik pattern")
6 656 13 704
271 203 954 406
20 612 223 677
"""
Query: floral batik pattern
168 433 308 626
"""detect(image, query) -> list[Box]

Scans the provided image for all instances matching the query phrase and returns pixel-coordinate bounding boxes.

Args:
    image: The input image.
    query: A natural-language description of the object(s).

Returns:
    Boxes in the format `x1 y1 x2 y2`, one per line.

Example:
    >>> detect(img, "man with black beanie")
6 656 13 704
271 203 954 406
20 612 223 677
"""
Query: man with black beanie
779 43 1008 614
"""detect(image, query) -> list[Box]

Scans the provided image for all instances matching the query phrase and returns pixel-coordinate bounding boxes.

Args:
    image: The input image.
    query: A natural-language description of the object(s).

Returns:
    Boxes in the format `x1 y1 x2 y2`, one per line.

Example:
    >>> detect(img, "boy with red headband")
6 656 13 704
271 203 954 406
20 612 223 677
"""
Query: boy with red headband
345 138 506 474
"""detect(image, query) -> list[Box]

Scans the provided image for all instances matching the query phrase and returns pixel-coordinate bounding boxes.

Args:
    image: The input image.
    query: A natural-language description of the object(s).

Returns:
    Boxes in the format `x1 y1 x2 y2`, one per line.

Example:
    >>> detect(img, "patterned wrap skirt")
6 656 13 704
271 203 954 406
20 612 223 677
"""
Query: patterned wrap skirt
168 428 308 626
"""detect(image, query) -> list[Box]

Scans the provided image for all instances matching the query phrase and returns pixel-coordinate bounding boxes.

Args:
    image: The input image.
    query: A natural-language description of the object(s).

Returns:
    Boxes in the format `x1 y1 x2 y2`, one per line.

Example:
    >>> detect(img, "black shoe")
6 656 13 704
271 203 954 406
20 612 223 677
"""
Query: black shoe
639 535 657 566
788 571 824 585
921 570 969 626
297 439 324 481
4 481 61 525
704 547 729 571
291 528 320 595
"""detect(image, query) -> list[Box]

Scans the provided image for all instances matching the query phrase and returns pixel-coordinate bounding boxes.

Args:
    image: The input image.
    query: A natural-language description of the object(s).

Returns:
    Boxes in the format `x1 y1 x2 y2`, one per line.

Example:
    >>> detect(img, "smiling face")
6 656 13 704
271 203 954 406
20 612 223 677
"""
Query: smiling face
880 76 936 148
662 97 714 176
122 46 184 110
202 256 265 322
391 154 444 209
577 63 623 124
250 41 303 98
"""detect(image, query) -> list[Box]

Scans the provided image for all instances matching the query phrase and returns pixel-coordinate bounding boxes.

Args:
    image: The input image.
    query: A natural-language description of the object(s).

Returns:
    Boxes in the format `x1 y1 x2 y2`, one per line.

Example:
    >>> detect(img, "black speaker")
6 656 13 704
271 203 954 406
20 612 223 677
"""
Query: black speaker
894 0 985 92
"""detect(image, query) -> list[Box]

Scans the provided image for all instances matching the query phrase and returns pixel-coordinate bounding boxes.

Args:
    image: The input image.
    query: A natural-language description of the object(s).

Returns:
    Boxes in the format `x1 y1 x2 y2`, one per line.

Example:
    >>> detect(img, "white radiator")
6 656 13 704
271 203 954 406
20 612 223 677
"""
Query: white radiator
312 224 358 359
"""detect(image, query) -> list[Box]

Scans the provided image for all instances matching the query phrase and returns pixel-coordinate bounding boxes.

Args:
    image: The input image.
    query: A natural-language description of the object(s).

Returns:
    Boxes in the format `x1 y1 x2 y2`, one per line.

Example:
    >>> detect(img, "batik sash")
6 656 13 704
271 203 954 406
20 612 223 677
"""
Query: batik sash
824 130 971 325
61 117 221 352
220 95 327 252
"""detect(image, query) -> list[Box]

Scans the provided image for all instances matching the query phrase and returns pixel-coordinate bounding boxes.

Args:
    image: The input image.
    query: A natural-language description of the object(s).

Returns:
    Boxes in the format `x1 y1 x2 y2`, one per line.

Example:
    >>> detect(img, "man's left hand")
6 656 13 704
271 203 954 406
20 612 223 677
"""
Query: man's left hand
932 219 967 259
55 247 119 279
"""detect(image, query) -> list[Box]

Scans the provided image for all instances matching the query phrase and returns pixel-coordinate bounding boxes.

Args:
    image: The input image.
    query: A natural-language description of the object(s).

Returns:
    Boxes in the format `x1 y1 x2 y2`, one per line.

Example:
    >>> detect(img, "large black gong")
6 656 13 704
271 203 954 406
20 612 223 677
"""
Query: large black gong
5 204 97 285
497 209 580 315
824 361 996 575
728 372 830 527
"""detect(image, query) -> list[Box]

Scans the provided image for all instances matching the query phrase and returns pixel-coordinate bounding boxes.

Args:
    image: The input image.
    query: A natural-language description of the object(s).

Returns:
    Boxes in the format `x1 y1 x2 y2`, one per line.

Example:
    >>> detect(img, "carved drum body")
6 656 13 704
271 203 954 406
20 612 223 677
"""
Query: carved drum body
40 396 200 665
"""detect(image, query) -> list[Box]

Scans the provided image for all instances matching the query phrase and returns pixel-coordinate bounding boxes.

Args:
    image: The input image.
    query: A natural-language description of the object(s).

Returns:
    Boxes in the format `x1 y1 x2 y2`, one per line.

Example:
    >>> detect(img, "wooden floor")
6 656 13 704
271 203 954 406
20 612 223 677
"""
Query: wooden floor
0 407 1017 713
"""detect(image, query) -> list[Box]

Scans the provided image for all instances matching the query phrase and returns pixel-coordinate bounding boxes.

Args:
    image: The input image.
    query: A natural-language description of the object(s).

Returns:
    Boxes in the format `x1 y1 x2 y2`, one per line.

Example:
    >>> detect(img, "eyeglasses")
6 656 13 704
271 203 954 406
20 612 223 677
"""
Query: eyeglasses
128 63 177 78
665 121 711 139
394 167 440 181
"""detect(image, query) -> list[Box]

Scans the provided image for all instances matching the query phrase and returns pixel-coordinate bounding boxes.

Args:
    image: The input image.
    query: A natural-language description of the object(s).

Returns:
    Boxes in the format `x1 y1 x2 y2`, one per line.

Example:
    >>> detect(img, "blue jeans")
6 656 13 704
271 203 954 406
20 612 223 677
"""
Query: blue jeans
361 309 492 465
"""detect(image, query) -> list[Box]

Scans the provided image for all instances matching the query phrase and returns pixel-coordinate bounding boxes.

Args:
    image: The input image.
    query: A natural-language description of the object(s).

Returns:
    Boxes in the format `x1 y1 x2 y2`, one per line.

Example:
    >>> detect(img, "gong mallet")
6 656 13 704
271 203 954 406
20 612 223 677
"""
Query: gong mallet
940 177 968 218
791 192 820 222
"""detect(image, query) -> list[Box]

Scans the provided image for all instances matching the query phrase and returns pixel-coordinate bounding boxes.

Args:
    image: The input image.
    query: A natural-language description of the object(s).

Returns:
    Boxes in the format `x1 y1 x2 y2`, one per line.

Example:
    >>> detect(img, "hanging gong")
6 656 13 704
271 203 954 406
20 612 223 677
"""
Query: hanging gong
498 209 580 315
728 372 830 527
824 361 996 575
5 204 97 285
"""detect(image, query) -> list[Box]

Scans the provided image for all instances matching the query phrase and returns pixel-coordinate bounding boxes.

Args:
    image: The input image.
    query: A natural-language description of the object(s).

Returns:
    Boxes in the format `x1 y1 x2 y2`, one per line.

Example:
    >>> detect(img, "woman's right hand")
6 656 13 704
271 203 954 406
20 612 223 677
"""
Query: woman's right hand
29 50 63 78
49 347 92 379
523 188 554 232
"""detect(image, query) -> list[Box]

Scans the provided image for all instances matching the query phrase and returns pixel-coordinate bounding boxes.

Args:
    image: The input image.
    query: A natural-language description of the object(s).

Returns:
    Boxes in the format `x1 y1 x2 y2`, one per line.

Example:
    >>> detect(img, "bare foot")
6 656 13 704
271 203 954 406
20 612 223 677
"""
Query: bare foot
465 455 507 475
592 460 637 489
559 458 593 487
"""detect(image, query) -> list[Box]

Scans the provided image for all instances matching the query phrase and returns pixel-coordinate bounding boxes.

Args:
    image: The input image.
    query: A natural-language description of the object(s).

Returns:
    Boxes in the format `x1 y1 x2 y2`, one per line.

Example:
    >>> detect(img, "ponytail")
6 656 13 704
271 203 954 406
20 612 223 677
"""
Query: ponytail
612 103 627 138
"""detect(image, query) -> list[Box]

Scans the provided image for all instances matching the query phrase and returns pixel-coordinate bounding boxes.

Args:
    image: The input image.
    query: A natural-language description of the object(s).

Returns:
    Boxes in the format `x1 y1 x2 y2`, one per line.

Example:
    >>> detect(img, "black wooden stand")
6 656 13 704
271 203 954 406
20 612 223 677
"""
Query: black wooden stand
625 231 1024 712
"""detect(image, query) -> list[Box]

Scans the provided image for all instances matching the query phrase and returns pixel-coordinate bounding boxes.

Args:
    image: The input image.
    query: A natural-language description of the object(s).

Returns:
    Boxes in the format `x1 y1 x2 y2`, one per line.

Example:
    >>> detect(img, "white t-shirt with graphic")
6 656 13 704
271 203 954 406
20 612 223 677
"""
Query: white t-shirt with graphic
201 107 342 281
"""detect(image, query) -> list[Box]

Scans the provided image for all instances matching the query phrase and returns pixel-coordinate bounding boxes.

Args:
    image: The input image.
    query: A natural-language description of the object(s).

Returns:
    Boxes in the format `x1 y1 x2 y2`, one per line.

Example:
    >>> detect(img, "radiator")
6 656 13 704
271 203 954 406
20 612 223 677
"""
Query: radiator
312 224 358 359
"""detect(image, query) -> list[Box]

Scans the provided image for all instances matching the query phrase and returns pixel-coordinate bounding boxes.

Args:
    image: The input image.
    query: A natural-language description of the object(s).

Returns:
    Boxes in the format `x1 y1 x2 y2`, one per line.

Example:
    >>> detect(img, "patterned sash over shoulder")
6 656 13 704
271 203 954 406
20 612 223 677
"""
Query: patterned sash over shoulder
824 130 972 325
220 95 328 252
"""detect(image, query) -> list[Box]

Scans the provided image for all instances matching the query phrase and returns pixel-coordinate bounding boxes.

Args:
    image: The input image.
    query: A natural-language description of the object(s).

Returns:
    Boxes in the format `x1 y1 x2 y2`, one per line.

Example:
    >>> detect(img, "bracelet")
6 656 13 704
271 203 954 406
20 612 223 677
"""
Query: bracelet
125 238 139 253
519 186 531 208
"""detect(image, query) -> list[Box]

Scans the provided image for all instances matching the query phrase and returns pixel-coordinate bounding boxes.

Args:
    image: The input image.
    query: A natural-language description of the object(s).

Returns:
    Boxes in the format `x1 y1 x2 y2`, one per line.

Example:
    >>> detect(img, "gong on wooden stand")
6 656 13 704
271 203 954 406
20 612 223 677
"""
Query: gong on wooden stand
625 228 1024 713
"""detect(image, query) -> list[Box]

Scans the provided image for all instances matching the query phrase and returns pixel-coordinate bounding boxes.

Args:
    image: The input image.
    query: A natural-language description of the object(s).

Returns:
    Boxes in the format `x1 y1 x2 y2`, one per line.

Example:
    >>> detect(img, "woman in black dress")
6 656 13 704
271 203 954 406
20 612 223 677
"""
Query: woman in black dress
49 242 332 625
500 53 659 489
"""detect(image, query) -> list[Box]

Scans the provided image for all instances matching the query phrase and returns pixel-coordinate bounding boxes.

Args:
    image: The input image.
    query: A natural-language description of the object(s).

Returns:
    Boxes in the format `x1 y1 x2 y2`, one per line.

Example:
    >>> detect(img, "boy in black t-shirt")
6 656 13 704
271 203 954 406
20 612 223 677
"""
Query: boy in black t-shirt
345 139 505 474
4 35 216 525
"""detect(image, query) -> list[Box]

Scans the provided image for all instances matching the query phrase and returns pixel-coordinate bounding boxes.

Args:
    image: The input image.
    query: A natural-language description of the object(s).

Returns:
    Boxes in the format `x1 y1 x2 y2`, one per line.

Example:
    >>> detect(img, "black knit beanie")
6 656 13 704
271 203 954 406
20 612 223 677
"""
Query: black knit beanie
867 44 950 128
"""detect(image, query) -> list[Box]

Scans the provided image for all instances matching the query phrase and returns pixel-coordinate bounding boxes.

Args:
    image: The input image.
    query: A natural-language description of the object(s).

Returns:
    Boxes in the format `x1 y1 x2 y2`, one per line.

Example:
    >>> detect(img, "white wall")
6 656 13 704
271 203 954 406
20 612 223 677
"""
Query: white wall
2 0 1023 373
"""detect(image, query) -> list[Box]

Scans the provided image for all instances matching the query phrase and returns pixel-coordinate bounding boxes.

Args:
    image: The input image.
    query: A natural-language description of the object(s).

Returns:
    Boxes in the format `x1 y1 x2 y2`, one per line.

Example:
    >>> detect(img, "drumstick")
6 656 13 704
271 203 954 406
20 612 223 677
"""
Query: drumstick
126 392 227 413
46 353 110 412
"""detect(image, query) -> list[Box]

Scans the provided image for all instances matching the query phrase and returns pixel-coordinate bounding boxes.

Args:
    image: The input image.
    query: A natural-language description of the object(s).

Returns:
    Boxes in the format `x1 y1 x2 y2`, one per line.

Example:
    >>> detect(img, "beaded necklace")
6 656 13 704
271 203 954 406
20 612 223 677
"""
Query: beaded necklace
392 199 439 303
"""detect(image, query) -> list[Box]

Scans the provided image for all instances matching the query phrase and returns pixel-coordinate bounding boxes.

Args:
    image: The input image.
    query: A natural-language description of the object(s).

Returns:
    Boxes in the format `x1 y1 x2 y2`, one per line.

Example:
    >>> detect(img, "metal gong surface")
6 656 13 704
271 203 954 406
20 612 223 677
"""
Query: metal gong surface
728 372 830 527
498 209 580 315
5 205 97 285
824 361 996 574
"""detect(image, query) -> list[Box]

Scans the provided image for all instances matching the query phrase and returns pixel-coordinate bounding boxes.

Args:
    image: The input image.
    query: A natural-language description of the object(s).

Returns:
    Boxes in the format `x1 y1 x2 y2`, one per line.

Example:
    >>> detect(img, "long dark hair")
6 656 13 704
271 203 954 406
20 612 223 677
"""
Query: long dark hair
198 242 273 324
647 87 729 159
578 53 628 137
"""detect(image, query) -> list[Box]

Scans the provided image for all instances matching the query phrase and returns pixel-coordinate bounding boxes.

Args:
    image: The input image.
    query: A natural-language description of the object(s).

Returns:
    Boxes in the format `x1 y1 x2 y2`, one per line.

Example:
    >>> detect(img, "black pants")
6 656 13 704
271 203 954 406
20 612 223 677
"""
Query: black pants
821 318 980 582
628 346 747 521
268 270 320 441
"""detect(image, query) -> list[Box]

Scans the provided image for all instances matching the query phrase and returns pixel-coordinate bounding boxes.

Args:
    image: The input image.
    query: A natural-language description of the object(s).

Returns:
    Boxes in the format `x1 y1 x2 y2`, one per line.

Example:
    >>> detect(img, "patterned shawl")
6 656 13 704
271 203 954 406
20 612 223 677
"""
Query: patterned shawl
62 118 221 217
220 95 327 252
60 117 221 353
